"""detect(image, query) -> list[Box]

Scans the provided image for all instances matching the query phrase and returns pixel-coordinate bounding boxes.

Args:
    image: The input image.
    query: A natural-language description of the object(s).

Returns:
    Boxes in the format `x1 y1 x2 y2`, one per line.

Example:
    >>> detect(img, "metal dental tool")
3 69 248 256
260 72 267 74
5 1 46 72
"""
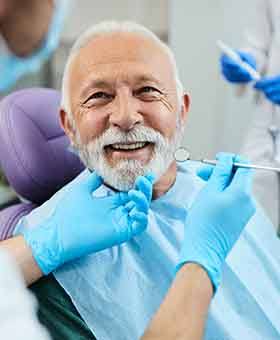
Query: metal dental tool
174 147 280 173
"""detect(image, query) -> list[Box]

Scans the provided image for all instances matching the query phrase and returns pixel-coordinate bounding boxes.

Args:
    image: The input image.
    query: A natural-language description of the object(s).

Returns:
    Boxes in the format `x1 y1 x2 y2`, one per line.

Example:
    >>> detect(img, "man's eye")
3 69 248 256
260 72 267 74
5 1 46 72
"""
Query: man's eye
86 92 112 103
136 86 161 95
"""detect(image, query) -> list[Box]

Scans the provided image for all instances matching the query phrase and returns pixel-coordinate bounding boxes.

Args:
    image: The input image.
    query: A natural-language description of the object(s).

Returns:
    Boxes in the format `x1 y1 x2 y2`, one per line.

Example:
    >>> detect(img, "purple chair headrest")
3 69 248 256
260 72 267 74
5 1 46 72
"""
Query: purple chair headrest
0 88 84 204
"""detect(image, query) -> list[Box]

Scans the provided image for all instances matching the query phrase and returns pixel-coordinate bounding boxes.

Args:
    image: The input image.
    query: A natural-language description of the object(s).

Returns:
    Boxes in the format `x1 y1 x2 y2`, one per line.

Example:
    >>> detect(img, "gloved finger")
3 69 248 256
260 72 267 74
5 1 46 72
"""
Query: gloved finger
221 65 243 76
223 76 252 83
129 209 148 225
227 155 254 194
221 67 252 82
238 51 256 67
260 84 279 96
144 172 156 184
224 75 252 83
124 200 135 212
222 70 251 81
131 214 148 236
80 172 103 192
220 55 242 68
254 80 266 90
222 65 250 77
134 174 154 203
266 93 280 105
221 51 256 68
128 190 149 213
196 164 214 181
208 152 235 191
221 61 244 72
221 63 242 74
254 76 280 90
221 66 249 80
119 192 130 205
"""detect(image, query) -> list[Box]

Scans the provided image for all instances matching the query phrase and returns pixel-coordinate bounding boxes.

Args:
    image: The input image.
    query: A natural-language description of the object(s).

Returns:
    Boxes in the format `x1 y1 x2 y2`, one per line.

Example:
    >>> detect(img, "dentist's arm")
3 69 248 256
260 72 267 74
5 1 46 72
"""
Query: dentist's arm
142 153 255 340
0 235 43 286
142 263 212 340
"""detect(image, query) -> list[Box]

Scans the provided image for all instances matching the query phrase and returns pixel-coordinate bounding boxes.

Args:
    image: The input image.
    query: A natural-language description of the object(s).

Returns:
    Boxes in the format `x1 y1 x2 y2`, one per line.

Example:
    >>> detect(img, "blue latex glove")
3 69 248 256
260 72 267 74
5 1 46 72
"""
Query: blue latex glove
177 153 256 293
254 75 280 105
220 51 257 83
21 172 154 274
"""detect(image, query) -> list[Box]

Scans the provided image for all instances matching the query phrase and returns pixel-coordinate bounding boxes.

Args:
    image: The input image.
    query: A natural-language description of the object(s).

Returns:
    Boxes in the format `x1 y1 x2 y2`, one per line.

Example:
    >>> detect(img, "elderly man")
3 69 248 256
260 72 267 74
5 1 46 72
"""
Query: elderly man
1 21 280 340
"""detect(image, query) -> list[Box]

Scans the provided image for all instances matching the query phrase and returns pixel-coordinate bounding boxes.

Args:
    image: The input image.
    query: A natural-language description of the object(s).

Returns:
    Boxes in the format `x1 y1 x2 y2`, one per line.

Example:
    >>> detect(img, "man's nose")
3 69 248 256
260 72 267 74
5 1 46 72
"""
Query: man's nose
109 90 142 131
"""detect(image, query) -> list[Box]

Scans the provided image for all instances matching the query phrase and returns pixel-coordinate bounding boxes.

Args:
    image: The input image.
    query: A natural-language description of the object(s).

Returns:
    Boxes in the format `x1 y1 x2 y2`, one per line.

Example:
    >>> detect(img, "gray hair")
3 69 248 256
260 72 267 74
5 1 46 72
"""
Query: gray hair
61 20 184 120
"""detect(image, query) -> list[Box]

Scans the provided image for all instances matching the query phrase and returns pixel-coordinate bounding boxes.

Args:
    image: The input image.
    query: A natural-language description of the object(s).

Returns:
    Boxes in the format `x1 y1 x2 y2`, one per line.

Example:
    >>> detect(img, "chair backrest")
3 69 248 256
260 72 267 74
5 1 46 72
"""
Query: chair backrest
0 203 36 239
0 88 85 239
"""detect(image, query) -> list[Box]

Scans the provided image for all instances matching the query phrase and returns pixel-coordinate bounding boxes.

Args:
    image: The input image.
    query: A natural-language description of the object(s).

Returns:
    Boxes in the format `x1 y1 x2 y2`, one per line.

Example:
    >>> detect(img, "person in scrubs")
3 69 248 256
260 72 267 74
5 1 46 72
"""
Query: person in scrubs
0 0 67 92
220 0 280 230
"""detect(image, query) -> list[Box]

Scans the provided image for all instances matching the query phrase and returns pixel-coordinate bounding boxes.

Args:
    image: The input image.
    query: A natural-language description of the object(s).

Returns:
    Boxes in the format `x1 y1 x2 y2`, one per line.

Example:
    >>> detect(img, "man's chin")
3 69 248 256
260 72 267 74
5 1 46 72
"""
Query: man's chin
103 177 136 192
96 159 146 192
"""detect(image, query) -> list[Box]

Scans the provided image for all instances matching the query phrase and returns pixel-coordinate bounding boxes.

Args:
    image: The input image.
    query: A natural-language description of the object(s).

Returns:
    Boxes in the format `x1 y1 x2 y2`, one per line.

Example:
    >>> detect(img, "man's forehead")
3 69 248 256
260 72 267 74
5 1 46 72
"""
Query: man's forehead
70 32 174 79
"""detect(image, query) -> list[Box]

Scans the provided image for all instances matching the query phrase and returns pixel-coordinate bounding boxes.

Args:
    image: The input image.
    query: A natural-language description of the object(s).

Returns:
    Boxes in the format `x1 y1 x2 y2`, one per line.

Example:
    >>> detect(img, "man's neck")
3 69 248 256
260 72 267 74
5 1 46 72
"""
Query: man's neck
0 0 54 57
152 161 177 200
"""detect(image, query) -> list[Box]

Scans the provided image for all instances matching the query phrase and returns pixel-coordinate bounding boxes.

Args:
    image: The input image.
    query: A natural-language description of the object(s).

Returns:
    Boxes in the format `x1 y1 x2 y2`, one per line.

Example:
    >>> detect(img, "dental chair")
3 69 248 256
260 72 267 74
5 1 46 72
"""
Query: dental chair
0 88 84 240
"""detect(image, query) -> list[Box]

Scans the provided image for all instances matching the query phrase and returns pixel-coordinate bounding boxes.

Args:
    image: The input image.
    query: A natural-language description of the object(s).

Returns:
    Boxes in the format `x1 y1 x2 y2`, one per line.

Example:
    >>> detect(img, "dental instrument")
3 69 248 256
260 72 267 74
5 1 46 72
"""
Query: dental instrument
174 147 280 173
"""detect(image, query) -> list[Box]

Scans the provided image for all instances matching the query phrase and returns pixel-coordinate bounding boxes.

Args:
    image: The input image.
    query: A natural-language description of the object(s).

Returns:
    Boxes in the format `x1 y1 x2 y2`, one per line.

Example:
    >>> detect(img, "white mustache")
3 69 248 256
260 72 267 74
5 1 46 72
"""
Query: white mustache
97 126 164 148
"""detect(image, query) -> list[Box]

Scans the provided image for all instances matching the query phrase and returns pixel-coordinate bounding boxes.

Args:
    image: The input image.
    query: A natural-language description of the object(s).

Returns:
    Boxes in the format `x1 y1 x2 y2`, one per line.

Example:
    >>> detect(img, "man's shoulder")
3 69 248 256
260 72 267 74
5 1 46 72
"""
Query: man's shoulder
14 169 90 235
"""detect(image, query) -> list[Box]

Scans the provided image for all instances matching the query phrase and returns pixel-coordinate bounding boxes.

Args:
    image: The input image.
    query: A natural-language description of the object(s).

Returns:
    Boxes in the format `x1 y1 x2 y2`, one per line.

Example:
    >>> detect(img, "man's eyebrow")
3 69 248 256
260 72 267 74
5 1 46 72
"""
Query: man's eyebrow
79 74 163 99
134 75 162 85
80 79 112 99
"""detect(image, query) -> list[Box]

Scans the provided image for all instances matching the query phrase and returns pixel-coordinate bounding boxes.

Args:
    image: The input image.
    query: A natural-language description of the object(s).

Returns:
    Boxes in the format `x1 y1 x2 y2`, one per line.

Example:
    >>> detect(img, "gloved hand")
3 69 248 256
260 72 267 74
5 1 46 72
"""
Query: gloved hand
220 51 257 83
177 153 256 293
254 75 280 105
21 172 154 275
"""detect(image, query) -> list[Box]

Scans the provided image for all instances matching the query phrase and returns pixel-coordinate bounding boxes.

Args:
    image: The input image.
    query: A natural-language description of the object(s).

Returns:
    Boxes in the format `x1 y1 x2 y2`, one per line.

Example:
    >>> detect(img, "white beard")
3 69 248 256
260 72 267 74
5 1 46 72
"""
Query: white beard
74 123 184 191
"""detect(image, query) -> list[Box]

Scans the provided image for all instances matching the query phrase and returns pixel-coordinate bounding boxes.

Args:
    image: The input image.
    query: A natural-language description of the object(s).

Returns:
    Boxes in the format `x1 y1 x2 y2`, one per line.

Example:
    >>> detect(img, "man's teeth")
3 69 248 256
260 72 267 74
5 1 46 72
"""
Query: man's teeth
111 142 147 150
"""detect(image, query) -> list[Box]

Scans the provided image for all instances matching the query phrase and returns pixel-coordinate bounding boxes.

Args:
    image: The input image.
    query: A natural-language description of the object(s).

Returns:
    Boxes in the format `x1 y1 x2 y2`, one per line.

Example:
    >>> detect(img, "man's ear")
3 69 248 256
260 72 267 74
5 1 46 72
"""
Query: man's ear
180 93 190 124
59 109 76 143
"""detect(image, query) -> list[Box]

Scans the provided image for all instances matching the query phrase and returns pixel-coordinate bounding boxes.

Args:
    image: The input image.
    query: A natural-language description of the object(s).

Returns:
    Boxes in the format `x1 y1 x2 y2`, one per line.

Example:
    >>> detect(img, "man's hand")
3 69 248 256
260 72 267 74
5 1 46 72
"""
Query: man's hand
254 75 280 105
177 153 256 293
220 51 257 83
20 172 154 275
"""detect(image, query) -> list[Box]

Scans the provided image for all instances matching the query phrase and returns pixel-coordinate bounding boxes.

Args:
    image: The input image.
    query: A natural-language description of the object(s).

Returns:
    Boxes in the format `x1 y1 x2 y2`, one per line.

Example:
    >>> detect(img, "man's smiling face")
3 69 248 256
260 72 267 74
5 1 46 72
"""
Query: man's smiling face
61 32 189 192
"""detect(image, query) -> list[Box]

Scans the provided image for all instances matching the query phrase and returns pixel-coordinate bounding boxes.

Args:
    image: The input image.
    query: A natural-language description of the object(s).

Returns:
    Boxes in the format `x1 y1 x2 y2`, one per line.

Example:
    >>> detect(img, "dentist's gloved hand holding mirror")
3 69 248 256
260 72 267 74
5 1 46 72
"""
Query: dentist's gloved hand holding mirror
177 153 256 293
